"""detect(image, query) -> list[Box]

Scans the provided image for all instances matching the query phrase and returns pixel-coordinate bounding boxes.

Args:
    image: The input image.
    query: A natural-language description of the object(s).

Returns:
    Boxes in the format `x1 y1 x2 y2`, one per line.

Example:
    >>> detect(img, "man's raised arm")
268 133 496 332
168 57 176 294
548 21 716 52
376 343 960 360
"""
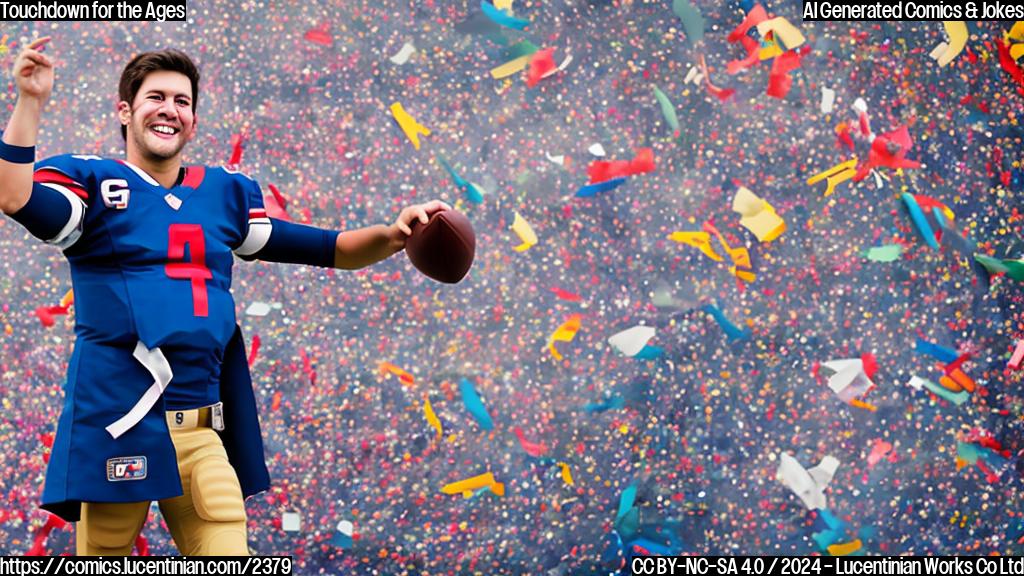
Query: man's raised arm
0 37 53 215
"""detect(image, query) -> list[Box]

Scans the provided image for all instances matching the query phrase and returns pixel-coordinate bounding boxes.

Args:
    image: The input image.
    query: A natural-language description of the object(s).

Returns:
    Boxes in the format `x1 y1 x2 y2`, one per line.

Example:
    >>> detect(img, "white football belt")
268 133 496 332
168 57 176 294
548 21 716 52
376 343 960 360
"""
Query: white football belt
106 342 173 439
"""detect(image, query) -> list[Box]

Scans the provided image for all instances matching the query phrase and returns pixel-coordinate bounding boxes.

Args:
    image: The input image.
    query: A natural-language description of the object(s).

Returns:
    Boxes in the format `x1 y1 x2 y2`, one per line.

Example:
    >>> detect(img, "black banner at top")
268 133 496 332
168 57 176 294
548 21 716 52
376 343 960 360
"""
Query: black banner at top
0 0 186 21
801 0 1024 20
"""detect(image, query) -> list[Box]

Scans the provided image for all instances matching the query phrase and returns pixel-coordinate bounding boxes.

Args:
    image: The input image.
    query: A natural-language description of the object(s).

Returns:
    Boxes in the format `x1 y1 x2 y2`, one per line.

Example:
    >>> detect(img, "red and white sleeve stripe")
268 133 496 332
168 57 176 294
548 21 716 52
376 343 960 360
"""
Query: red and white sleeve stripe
32 166 87 249
234 208 273 256
33 168 89 203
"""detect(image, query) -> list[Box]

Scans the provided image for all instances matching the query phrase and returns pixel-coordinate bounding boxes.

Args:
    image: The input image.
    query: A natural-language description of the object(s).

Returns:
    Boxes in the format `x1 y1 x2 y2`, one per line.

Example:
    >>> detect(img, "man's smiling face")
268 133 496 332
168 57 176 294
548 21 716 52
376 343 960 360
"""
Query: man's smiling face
119 70 197 162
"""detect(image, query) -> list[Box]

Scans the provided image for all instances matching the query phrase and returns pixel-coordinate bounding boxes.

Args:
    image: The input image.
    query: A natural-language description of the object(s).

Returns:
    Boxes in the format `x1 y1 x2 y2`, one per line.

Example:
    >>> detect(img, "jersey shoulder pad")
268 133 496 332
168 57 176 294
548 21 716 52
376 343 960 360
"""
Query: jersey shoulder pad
32 154 107 205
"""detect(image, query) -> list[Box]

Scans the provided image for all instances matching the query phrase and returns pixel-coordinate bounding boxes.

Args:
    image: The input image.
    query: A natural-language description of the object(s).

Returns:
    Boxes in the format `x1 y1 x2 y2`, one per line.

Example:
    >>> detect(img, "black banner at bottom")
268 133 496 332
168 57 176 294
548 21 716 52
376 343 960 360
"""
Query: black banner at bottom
0 556 293 575
630 556 1024 576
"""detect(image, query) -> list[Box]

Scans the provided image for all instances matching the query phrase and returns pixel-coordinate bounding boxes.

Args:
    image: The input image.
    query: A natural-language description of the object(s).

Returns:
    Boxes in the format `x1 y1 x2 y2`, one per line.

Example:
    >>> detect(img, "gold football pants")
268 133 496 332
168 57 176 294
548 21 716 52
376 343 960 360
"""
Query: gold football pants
76 421 248 556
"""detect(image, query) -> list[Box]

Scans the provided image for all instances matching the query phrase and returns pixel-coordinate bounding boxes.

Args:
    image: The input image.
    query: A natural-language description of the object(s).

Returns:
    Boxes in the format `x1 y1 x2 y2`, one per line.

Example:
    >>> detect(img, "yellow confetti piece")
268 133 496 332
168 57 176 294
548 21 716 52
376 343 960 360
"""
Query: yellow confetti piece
705 226 756 284
389 102 431 150
732 267 756 283
668 231 723 261
1010 20 1024 41
424 396 442 440
490 55 531 79
848 399 877 412
828 539 862 556
59 289 74 309
441 472 505 497
806 158 857 197
511 211 538 252
759 38 783 60
558 462 574 486
733 187 786 243
549 314 582 360
937 21 967 67
755 17 806 50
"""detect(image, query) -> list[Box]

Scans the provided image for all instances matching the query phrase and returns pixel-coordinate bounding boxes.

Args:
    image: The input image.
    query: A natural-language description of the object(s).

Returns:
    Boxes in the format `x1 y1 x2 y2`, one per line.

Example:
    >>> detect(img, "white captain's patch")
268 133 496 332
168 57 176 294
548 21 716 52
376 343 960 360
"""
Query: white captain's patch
106 456 147 481
164 193 182 210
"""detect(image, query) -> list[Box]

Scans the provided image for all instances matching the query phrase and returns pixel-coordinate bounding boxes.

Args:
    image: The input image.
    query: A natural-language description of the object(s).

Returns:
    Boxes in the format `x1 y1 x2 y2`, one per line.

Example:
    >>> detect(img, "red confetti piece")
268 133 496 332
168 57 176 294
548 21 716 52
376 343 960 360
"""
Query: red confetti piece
853 126 922 182
727 35 761 75
513 426 548 457
268 183 289 210
526 48 556 88
248 334 261 367
766 50 802 99
34 304 70 328
727 4 768 43
264 184 291 221
304 27 333 47
587 148 655 183
228 134 244 166
997 39 1024 95
550 287 582 302
26 514 66 556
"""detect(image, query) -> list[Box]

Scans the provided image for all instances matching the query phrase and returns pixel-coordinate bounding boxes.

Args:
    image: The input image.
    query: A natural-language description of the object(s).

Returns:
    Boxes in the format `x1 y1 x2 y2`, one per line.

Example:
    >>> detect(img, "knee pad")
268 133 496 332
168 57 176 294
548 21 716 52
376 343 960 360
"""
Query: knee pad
82 502 147 551
191 456 246 523
189 456 248 556
199 528 249 556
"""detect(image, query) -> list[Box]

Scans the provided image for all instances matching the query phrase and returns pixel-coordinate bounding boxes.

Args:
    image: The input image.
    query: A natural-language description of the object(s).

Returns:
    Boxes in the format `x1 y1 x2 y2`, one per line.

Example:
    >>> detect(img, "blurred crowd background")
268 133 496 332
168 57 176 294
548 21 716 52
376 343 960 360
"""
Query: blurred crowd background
0 1 1023 573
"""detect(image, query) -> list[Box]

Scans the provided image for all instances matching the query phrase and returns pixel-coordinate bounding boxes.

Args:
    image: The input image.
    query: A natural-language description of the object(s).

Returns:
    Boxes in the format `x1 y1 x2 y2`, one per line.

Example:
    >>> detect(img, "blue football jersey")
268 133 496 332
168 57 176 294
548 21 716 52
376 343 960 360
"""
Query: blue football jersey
29 155 272 520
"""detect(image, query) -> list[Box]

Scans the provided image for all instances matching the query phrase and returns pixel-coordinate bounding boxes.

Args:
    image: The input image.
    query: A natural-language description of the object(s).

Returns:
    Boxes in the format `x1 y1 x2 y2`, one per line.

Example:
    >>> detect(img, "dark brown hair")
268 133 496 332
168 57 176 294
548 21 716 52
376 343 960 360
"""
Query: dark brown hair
118 49 200 140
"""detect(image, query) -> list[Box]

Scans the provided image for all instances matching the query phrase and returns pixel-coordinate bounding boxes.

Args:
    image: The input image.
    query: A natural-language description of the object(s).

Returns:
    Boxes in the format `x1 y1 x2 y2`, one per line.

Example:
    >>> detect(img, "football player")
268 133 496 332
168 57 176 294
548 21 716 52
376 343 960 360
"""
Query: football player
0 39 449 555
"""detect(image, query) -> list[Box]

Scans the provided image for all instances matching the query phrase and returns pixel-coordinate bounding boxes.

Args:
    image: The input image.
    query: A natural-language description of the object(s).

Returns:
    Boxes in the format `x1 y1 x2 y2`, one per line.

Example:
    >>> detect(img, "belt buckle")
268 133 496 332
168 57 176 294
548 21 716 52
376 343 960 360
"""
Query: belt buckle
211 402 224 431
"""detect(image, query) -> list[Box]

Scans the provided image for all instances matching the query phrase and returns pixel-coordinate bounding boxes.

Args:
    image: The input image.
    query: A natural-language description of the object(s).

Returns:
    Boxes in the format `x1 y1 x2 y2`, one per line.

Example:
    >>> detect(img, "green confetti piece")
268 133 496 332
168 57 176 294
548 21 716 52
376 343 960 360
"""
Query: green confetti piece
865 244 903 262
956 441 980 464
671 0 705 44
507 40 539 59
974 253 1024 281
652 85 680 133
921 379 969 406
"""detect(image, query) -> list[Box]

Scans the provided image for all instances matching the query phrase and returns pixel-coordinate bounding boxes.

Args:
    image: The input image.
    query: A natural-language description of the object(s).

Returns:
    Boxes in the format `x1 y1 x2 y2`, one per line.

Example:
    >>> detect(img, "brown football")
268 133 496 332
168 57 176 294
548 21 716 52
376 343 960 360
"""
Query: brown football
405 209 475 284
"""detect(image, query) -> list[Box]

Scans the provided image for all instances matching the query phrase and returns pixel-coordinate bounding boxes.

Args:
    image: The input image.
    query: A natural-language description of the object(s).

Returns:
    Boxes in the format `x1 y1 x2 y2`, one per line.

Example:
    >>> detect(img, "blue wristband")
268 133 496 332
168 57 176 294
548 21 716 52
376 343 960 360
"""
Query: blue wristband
0 135 35 164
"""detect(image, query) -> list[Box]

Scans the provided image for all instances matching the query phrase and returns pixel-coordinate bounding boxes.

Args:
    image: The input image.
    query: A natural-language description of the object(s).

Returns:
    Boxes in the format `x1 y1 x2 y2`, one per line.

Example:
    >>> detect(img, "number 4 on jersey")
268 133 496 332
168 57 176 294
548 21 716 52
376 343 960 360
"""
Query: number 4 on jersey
165 224 212 317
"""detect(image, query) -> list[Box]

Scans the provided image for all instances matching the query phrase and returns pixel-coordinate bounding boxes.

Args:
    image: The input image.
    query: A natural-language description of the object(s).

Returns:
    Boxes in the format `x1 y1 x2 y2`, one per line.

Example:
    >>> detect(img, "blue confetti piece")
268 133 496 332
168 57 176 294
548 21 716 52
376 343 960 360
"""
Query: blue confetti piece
480 0 529 30
438 156 484 204
812 529 841 551
901 193 939 250
460 377 495 430
616 484 637 523
858 525 878 541
332 532 353 548
819 508 845 532
633 345 664 359
575 177 627 197
600 532 625 568
702 304 751 341
914 338 959 363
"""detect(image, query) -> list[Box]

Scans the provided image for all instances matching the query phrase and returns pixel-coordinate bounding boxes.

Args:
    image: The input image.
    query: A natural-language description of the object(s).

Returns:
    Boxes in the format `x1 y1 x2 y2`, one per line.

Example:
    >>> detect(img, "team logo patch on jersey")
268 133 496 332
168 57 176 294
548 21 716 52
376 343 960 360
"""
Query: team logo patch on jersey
100 179 131 209
106 456 147 481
